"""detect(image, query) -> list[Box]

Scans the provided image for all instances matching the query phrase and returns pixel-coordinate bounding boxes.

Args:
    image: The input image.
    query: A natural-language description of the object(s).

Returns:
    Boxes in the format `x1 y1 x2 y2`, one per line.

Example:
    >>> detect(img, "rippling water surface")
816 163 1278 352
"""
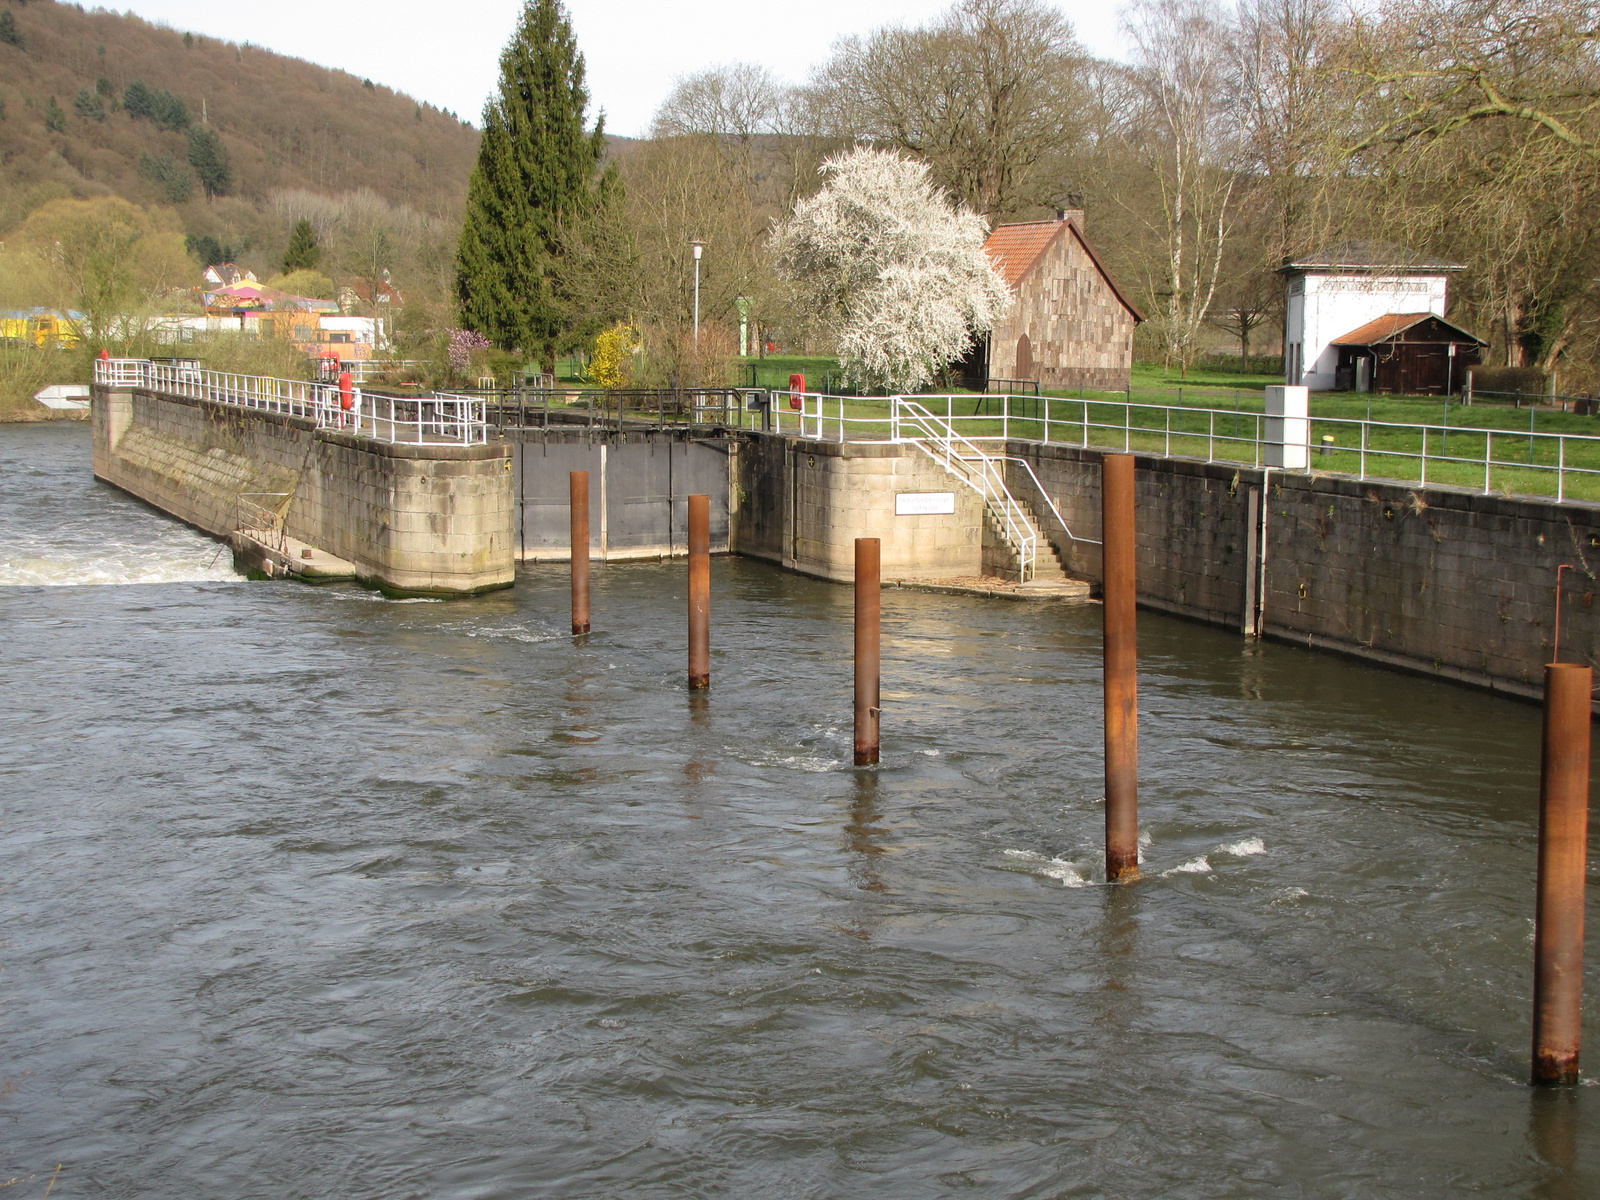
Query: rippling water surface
2 422 1597 1198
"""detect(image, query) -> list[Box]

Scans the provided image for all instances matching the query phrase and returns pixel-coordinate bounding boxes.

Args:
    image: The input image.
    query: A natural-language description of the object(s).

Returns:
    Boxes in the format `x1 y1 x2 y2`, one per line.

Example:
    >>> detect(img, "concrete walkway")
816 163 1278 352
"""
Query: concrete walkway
885 575 1093 602
230 529 358 584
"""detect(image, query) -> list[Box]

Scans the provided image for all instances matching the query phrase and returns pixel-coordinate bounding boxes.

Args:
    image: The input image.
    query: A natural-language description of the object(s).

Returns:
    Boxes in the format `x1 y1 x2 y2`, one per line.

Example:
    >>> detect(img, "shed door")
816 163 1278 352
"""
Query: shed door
1016 333 1034 381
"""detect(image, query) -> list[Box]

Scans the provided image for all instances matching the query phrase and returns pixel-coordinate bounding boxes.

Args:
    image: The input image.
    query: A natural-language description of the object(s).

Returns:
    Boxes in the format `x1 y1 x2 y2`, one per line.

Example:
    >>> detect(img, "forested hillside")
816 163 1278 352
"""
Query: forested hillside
0 0 480 274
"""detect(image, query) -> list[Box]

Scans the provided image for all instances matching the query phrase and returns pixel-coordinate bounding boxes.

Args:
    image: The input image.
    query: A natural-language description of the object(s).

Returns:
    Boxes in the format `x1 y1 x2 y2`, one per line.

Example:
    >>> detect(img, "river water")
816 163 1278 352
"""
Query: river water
1 421 1596 1198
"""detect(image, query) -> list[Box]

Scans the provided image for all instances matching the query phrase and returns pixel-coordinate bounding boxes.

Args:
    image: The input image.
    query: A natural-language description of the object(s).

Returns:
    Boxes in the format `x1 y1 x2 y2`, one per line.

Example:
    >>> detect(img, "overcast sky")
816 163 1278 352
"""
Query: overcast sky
114 1 1129 138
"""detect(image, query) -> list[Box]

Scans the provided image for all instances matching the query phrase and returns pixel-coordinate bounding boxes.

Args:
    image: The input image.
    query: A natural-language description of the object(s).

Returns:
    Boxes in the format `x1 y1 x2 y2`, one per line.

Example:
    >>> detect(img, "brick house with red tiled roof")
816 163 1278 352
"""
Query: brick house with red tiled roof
974 207 1142 392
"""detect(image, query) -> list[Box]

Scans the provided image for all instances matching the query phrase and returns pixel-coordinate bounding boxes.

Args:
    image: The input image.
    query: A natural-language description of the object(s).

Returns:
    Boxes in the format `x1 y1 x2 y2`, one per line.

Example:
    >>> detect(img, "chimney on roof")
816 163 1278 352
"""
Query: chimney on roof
1052 191 1084 231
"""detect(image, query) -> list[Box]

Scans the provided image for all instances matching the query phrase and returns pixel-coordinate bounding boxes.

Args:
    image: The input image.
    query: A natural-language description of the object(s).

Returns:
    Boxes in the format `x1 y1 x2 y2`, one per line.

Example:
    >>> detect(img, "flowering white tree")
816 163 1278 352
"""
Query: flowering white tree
770 147 1011 392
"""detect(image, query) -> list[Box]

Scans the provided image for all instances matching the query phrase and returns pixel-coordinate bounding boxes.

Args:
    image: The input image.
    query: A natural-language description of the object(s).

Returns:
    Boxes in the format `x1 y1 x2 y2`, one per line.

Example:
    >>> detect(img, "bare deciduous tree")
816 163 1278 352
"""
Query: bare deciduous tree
1337 0 1600 376
1343 0 1600 155
1234 0 1344 265
1099 0 1242 374
813 0 1089 223
614 134 777 385
651 63 785 145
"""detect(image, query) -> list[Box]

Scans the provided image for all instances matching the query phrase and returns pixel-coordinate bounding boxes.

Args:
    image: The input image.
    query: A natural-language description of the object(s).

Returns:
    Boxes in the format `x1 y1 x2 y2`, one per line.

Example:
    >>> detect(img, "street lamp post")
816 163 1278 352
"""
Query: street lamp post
691 241 704 348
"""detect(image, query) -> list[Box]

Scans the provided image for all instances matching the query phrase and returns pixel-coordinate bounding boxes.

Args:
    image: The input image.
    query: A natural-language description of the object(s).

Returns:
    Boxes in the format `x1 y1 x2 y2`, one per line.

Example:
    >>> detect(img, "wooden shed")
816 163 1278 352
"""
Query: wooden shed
1330 312 1486 395
967 210 1143 392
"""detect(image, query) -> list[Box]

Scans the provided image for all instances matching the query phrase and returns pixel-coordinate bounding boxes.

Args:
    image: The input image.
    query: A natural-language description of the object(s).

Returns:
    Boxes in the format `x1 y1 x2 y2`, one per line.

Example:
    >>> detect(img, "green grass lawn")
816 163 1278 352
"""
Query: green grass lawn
1127 362 1284 392
766 389 1600 503
741 356 843 390
528 362 1600 504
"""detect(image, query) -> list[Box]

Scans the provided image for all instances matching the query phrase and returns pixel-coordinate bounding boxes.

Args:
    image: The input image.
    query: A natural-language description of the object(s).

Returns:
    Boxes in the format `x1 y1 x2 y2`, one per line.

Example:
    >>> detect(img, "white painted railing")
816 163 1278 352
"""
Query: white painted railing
779 391 1600 503
895 399 1038 581
354 391 488 445
341 359 431 384
95 359 488 446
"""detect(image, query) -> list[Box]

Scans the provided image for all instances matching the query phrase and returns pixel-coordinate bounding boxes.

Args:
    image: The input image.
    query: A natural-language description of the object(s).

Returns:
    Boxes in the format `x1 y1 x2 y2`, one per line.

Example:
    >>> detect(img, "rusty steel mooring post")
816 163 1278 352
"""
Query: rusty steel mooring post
688 494 711 690
1102 454 1140 882
570 470 591 636
1533 661 1592 1085
855 537 881 766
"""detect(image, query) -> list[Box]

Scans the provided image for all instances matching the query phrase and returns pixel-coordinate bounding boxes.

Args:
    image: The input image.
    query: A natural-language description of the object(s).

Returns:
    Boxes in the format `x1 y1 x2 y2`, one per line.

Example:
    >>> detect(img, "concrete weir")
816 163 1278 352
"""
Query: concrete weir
93 381 515 597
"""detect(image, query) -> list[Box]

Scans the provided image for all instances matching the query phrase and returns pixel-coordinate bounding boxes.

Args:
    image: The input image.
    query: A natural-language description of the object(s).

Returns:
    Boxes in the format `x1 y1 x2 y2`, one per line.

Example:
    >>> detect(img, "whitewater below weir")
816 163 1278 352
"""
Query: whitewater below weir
1 422 1596 1197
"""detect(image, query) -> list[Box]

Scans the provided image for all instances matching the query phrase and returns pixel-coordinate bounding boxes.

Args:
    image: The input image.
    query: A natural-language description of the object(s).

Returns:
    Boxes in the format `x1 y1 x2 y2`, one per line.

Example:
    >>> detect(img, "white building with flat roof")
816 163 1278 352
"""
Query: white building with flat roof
1279 243 1463 391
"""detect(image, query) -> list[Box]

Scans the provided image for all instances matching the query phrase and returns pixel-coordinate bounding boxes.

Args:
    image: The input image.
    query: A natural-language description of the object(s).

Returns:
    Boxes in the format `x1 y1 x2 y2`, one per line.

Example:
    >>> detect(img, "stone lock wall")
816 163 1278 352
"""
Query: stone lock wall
1004 442 1600 703
93 384 515 596
731 433 988 583
92 382 1600 695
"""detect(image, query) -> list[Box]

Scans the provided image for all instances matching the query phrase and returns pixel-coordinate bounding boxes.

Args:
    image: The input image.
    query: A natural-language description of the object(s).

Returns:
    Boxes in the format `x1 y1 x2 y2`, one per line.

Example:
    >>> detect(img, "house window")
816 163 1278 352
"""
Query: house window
329 333 352 344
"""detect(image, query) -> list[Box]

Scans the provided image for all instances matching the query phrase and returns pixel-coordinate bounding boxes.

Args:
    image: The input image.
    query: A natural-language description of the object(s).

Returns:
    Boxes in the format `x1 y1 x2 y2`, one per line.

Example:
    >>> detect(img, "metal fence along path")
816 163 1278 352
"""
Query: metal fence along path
96 359 490 447
95 360 1600 503
777 391 1600 504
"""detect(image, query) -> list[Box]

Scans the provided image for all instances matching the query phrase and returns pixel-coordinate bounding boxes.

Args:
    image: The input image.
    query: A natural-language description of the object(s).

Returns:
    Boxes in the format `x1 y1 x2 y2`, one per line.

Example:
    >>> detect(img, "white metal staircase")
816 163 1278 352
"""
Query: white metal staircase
894 398 1043 581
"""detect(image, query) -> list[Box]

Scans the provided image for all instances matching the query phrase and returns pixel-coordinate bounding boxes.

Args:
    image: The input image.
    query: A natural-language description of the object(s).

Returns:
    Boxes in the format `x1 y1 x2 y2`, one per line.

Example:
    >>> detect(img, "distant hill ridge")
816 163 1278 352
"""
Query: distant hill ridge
0 0 482 238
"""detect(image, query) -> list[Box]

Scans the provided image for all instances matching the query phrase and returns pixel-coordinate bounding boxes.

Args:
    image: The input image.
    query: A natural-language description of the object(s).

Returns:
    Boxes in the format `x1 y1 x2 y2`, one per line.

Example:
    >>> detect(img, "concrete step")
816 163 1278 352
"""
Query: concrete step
984 498 1072 584
231 529 357 583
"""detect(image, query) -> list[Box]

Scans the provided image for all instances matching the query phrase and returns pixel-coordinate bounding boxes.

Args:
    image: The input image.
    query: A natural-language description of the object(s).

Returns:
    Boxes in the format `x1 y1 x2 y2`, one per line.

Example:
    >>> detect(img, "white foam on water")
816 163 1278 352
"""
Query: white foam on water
0 550 240 588
1270 886 1310 905
1002 848 1089 887
456 622 560 641
0 430 243 588
1162 856 1212 876
750 750 841 774
1217 837 1266 857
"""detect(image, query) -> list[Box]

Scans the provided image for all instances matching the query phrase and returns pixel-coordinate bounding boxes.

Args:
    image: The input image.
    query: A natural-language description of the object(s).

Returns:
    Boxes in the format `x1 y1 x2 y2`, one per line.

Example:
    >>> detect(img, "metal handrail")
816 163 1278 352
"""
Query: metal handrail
781 390 1600 504
236 492 290 553
998 454 1099 546
96 358 488 446
897 398 1038 581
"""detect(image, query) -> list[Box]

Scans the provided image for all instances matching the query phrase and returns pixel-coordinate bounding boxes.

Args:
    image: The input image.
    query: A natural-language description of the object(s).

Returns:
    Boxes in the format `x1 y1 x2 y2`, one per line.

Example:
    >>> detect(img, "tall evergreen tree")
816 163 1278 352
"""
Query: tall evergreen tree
282 219 321 272
455 0 610 370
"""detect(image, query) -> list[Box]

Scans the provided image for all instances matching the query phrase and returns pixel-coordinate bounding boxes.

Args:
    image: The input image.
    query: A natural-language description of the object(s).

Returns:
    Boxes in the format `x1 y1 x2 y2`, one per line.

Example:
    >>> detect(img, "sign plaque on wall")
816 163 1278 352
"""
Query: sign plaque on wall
895 492 957 516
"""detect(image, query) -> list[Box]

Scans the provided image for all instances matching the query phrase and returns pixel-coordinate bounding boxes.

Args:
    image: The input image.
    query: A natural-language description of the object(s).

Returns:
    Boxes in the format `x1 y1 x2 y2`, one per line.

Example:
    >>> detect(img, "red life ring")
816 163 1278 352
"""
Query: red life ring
339 370 354 411
788 372 805 411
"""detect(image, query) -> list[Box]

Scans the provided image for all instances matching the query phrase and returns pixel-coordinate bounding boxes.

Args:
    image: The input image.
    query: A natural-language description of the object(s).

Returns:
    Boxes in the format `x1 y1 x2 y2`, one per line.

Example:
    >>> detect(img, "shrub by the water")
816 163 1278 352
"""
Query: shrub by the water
587 322 639 388
0 343 83 423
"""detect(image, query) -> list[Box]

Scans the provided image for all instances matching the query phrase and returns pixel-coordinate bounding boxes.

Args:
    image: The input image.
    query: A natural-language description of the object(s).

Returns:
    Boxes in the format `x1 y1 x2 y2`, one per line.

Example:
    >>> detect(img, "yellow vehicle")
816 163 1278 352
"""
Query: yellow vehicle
0 310 83 348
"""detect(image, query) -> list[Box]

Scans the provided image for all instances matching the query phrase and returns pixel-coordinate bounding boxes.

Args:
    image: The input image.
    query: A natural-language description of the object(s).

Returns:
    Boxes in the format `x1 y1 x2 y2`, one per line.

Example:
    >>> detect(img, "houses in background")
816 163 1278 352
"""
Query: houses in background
203 263 258 288
166 263 387 358
1280 243 1486 395
3 262 388 360
967 204 1143 392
